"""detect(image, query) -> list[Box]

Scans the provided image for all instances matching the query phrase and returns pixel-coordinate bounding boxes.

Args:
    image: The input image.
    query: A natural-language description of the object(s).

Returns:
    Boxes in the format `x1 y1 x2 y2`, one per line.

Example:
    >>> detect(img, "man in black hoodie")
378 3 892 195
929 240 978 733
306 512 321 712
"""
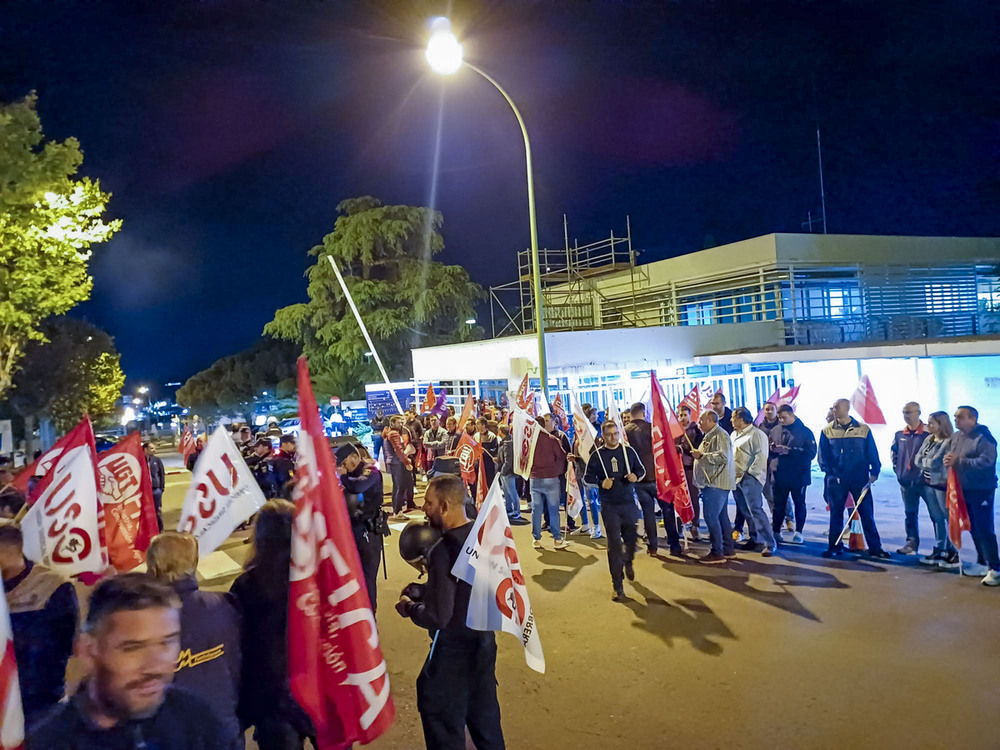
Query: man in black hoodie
627 402 682 557
771 405 817 545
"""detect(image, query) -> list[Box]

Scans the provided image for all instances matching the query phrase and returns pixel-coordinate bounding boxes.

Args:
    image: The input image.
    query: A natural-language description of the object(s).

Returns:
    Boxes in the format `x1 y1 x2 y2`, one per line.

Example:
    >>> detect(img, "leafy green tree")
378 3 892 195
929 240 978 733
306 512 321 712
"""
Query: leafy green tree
265 196 482 397
176 337 299 419
0 94 120 397
5 317 125 431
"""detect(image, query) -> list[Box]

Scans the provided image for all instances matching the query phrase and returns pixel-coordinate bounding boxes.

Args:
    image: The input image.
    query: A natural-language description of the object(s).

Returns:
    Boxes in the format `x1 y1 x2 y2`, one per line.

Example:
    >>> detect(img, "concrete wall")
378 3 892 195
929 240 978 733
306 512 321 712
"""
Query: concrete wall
775 233 1000 266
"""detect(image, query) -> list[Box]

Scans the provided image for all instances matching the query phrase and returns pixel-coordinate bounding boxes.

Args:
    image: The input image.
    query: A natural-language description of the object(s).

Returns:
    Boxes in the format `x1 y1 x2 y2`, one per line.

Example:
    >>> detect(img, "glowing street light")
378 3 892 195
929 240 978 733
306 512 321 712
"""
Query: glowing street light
465 318 477 325
424 18 550 401
138 386 149 394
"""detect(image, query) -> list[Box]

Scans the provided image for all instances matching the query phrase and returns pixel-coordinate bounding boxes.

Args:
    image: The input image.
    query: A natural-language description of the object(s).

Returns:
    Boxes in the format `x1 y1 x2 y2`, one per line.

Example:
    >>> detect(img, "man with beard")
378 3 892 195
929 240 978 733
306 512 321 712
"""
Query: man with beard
336 443 388 611
28 573 228 749
396 474 505 750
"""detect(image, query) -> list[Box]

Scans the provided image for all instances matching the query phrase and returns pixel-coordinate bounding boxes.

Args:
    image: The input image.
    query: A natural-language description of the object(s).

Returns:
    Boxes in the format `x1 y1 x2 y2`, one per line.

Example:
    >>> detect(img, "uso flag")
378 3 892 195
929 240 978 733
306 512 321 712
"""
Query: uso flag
289 357 394 748
452 477 545 673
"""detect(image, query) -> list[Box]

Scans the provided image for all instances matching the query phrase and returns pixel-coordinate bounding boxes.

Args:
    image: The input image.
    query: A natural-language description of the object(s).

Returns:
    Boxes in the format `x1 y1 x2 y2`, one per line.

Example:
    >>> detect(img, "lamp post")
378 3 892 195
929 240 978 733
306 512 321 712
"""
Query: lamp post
425 20 549 402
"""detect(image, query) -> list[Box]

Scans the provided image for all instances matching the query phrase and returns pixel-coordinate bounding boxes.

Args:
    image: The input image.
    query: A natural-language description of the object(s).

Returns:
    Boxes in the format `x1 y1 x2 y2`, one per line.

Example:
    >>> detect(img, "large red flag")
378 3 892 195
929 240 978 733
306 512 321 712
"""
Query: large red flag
455 431 482 485
289 358 394 748
457 392 475 431
515 374 532 410
0 584 24 750
551 394 569 431
98 432 160 572
945 467 972 550
178 426 196 467
677 385 701 422
12 418 96 498
850 375 886 425
421 383 436 414
651 372 694 524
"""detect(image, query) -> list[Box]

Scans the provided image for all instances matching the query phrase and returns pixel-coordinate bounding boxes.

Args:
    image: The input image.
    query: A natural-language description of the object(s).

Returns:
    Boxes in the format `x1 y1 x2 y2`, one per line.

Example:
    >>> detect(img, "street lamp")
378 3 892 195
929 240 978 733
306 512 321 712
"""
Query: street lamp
425 19 550 401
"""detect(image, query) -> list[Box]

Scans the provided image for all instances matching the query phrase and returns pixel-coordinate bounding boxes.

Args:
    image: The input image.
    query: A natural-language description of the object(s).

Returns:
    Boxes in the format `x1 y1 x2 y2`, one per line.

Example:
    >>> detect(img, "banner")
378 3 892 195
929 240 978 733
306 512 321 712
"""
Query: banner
511 407 540 479
566 461 583 518
0 585 23 750
430 387 450 419
455 432 482 485
289 357 394 748
753 387 782 426
12 418 95 497
946 466 971 550
515 374 532 410
452 477 544 673
779 385 801 409
99 433 160 572
650 372 694 524
606 390 630 446
177 426 266 555
850 375 886 425
571 393 597 461
677 385 702 422
457 393 475 431
551 394 569 432
179 426 196 467
421 384 436 414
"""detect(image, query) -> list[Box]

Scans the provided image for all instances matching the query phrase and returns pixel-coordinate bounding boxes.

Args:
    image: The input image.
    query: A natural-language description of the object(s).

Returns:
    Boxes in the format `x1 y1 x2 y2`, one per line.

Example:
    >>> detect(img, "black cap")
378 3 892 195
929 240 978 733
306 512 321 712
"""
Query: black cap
334 443 359 464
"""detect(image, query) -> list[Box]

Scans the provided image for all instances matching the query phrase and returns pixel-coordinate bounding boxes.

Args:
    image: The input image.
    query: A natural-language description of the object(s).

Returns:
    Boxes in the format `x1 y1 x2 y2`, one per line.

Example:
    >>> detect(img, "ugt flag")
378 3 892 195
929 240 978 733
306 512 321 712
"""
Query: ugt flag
452 477 545 673
289 357 394 748
946 467 972 549
0 584 24 750
455 432 482 485
20 420 108 577
677 385 702 422
511 407 541 479
98 432 160 572
177 426 265 555
651 372 694 524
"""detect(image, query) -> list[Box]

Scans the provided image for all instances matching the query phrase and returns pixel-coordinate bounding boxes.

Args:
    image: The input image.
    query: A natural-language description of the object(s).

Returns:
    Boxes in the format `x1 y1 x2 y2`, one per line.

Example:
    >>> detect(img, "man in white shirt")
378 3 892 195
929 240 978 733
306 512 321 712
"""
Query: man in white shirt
731 406 777 556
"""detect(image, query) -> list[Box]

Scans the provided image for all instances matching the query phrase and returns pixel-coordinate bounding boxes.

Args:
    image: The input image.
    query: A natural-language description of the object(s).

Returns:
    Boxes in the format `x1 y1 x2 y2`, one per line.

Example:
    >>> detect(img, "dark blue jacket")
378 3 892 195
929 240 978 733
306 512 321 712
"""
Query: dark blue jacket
170 576 242 746
891 426 929 486
773 418 817 488
819 418 881 487
949 424 998 491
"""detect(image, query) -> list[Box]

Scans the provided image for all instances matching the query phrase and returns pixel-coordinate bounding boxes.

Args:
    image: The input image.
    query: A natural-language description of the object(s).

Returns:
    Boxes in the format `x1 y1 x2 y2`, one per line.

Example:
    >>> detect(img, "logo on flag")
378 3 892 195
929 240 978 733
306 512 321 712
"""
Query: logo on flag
0 585 24 750
99 432 160 572
177 427 266 555
551 394 569 431
511 408 541 479
288 357 394 747
452 478 544 673
850 375 886 425
455 432 482 485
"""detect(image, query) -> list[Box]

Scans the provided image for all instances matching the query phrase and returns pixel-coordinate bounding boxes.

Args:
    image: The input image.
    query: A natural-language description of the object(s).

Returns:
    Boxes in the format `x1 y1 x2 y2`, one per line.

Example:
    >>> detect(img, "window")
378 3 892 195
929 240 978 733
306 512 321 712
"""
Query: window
682 300 713 326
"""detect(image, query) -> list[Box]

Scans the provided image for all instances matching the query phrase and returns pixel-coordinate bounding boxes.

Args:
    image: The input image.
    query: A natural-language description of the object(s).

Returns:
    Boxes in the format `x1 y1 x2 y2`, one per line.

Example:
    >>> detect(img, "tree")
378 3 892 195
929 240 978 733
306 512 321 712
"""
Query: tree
265 196 483 398
0 94 120 397
176 337 299 419
5 317 125 431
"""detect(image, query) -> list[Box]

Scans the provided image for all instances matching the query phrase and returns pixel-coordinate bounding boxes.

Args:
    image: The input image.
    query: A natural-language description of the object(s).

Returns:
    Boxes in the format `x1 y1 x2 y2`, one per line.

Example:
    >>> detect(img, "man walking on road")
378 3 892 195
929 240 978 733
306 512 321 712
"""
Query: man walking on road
731 407 776 556
891 402 930 555
692 411 737 564
819 399 890 560
945 405 1000 585
144 441 166 532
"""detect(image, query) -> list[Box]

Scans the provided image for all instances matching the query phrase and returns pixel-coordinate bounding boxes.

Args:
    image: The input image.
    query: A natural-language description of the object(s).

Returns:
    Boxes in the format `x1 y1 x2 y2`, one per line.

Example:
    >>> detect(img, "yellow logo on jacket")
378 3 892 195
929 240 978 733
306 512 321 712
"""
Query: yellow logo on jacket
175 644 224 671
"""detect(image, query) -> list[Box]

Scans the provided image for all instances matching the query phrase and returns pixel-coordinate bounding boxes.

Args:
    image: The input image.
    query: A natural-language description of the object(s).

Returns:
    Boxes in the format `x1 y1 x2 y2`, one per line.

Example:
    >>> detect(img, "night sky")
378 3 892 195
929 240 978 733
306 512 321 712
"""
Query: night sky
4 1 998 396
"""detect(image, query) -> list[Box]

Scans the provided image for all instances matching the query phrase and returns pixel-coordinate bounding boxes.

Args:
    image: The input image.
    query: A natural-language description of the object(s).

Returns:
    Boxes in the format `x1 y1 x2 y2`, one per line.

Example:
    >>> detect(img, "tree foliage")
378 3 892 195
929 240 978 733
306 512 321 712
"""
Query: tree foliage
0 94 120 397
265 197 483 397
176 337 299 416
5 317 125 430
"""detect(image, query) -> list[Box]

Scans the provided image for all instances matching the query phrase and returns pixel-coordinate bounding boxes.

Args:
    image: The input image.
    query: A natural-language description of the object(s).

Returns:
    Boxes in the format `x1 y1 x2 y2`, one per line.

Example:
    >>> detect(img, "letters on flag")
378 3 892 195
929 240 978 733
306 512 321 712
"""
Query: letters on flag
421 384 436 414
12 418 95 498
566 461 583 518
551 394 569 431
650 372 694 524
850 375 886 425
177 427 266 555
452 477 544 673
946 467 971 550
289 357 394 747
99 433 160 572
0 584 24 750
511 407 541 479
515 374 531 410
455 432 482 485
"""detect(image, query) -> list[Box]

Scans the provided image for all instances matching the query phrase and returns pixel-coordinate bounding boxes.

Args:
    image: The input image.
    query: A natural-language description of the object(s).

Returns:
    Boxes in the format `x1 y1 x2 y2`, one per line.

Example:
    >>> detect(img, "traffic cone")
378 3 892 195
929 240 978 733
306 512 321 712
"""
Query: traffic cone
847 495 866 551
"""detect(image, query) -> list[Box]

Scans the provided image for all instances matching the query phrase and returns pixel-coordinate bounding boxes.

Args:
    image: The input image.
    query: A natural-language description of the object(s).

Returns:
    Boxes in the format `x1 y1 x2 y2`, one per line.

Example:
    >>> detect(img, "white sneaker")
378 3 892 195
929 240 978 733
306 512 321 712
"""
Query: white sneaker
963 562 989 577
591 529 603 540
982 570 1000 587
791 532 804 545
532 540 543 550
554 539 570 550
570 526 591 535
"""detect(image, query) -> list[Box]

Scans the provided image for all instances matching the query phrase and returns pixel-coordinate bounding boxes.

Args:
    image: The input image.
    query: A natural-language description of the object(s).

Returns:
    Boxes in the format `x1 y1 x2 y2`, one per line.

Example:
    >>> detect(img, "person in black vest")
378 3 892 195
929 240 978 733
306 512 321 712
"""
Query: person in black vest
144 441 166 532
627 402 683 557
28 573 228 749
336 443 387 612
396 475 505 750
0 522 78 729
146 532 243 749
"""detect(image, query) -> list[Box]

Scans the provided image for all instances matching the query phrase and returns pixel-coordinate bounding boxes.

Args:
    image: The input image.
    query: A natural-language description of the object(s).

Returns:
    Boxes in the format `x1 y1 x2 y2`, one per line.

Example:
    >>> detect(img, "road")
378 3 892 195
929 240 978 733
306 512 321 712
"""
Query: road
157 456 999 749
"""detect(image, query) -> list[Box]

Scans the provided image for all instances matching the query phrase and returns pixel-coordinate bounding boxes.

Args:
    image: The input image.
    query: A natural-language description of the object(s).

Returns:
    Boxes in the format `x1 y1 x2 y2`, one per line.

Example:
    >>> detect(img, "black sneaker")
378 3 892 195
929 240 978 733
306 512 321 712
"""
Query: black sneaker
699 552 726 564
821 547 844 559
612 587 626 602
624 561 635 581
739 540 758 551
937 550 961 570
919 551 944 566
669 545 684 557
868 548 892 561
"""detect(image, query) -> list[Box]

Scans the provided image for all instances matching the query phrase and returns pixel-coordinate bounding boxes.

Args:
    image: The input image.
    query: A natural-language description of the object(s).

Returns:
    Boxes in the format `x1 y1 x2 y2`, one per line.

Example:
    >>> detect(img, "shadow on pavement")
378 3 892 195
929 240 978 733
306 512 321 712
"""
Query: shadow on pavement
622 581 736 656
531 549 599 592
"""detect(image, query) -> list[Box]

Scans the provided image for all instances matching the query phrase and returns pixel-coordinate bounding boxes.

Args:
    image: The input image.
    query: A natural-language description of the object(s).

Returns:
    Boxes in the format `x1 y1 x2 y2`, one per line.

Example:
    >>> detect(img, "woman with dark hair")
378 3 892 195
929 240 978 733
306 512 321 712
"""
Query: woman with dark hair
915 411 960 569
229 500 315 749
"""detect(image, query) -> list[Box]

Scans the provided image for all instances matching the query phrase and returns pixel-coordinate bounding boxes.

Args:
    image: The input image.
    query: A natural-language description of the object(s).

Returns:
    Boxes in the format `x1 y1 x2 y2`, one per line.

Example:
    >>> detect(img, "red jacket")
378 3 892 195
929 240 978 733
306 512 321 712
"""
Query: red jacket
530 430 567 479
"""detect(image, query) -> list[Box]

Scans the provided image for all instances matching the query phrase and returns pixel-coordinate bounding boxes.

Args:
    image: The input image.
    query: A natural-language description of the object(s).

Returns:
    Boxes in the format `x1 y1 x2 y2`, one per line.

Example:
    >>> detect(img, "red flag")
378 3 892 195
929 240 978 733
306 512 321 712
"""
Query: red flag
13 418 97 498
946 467 972 550
455 432 482 485
421 383 436 414
515 374 532 410
754 387 782 426
551 394 569 431
677 385 701 422
476 452 488 509
457 392 475 431
0 584 24 750
178 426 196 467
98 433 160 572
651 372 694 524
850 375 886 425
288 357 394 748
779 385 801 408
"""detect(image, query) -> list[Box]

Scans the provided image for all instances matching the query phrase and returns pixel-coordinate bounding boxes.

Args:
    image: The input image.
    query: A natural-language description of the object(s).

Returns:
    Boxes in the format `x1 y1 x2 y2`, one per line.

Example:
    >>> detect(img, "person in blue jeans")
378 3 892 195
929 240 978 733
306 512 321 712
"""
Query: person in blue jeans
496 425 528 525
691 410 737 564
529 426 570 550
370 408 388 461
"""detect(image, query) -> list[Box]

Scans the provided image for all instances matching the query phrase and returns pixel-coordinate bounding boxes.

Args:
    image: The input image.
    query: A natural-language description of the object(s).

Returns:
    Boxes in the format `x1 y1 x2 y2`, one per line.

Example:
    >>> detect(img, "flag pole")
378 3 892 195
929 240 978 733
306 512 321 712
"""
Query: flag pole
327 255 403 415
836 485 871 544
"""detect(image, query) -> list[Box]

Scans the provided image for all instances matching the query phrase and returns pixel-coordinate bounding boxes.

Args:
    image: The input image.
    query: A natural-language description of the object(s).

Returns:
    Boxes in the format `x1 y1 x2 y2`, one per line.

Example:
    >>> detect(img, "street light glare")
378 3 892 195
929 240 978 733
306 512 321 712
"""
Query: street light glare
465 318 477 325
426 28 463 75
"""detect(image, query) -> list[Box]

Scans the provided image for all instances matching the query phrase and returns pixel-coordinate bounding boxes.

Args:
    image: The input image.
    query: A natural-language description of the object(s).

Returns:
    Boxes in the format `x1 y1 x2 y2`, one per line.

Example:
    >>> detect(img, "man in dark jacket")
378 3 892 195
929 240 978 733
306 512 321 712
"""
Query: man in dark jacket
676 405 704 541
396 475 505 750
710 392 734 434
1 522 78 728
891 402 930 556
627 402 682 557
246 438 279 498
146 532 243 748
818 399 890 559
771 405 817 544
144 441 166 531
946 405 999 584
496 425 526 524
28 573 229 750
271 435 297 497
336 444 387 611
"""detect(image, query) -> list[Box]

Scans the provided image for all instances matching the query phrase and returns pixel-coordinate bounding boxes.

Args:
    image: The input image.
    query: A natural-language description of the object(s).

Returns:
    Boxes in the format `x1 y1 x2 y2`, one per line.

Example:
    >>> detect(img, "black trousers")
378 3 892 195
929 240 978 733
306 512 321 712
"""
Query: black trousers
655 499 683 549
253 721 313 750
417 635 505 750
826 478 882 552
601 502 638 588
389 460 414 513
355 529 383 612
965 488 1000 569
633 483 660 551
772 485 807 534
152 489 164 532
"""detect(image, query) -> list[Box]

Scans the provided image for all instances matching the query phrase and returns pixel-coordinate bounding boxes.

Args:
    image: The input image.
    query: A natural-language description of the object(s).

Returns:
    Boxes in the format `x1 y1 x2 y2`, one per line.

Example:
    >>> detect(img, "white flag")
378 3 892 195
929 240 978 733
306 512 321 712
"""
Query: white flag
178 426 266 555
511 407 540 479
566 461 583 518
21 445 105 576
0 581 24 750
452 478 544 673
570 392 597 460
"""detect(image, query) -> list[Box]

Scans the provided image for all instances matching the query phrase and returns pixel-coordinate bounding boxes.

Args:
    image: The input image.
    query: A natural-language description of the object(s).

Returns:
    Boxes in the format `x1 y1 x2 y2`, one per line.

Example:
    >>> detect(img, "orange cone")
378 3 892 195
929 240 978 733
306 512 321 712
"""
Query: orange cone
847 494 866 551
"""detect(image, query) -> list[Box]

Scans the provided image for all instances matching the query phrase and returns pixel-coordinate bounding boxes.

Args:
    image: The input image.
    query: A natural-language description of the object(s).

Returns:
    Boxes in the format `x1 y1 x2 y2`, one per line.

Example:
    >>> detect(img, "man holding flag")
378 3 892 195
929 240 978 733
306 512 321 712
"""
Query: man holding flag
396 475 505 750
627 402 682 557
